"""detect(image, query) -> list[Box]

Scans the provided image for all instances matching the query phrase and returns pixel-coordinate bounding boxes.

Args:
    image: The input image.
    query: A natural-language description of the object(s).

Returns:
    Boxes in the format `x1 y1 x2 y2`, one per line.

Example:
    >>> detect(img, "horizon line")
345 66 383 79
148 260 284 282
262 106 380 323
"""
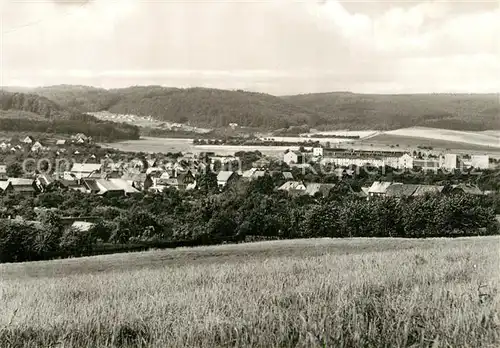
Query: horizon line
1 84 499 97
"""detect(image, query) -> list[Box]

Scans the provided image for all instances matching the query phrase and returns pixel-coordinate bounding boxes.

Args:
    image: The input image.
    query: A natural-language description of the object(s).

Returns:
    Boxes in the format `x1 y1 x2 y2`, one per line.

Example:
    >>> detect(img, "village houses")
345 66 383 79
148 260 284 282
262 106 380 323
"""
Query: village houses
283 150 304 165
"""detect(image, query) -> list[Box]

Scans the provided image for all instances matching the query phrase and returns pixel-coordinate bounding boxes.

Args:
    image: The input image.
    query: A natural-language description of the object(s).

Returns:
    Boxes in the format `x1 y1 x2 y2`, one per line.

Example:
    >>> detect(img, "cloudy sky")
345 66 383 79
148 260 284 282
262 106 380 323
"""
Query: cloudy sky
0 0 498 94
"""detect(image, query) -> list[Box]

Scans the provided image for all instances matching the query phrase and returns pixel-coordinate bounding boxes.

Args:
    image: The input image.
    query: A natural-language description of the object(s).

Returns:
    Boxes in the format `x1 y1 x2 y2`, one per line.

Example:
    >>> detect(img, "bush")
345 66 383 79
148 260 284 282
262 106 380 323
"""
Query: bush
59 227 96 256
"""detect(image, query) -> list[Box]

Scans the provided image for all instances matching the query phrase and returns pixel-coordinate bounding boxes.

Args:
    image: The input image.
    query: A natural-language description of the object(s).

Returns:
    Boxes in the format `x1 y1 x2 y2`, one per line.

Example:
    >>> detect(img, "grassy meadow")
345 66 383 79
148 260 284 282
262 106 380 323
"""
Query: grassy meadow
1 237 499 348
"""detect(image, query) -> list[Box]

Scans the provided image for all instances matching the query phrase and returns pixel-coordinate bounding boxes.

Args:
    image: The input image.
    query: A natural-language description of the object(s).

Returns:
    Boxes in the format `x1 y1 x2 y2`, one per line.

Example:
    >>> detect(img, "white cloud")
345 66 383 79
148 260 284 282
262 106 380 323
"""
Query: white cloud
1 0 498 93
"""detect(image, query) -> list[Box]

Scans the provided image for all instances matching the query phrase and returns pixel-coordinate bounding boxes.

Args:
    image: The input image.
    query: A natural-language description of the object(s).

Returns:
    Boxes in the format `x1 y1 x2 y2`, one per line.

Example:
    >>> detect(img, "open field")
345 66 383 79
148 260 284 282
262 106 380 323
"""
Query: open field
102 124 500 158
1 237 499 347
303 130 378 138
101 137 305 157
382 127 500 149
362 134 500 152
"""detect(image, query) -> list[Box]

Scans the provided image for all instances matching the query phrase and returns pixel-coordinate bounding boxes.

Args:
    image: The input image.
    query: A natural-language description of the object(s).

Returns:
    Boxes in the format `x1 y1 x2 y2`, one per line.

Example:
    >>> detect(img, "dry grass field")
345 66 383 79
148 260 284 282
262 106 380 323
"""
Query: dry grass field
1 237 499 348
382 127 500 149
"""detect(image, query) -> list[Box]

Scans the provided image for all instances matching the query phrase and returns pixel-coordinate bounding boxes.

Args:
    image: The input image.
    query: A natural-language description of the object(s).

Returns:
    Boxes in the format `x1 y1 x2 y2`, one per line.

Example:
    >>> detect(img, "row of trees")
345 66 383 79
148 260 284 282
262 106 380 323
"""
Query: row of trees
0 174 498 263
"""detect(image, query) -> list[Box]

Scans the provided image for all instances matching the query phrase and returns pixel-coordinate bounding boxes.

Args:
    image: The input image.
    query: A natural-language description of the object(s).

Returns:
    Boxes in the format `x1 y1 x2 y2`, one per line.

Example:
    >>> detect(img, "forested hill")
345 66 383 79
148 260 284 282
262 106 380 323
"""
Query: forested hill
0 91 62 118
0 90 140 141
7 85 500 131
31 86 323 129
30 85 118 113
283 92 500 131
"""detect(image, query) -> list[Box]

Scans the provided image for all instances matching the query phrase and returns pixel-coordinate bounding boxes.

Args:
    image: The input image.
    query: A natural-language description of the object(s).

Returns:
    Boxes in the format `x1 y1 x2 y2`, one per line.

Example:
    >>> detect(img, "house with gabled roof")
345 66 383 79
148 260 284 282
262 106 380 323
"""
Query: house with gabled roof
121 172 152 191
108 179 140 195
22 135 34 144
305 183 336 197
8 178 37 196
72 133 88 142
385 183 419 198
241 168 267 182
412 185 445 197
58 179 88 193
398 154 414 170
81 179 125 197
153 171 196 191
31 141 44 152
0 181 13 194
70 163 103 179
283 150 303 165
367 181 393 198
449 184 483 196
217 171 238 190
278 181 307 195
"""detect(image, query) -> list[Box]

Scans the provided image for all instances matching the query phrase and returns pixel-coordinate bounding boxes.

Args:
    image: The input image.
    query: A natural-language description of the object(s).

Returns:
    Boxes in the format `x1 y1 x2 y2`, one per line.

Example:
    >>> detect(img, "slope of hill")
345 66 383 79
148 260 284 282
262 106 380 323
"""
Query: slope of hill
0 91 140 141
105 86 322 129
367 127 500 149
0 91 61 118
9 85 500 131
31 85 118 112
284 92 500 131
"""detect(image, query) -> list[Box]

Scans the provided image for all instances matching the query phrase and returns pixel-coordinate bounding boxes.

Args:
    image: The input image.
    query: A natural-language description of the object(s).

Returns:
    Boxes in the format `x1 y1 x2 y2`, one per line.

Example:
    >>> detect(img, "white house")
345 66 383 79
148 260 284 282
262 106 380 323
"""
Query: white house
31 141 43 152
470 155 489 170
321 157 385 168
217 171 237 189
278 181 307 193
367 181 393 198
22 136 34 144
283 150 303 165
440 154 458 170
312 147 324 157
398 154 414 170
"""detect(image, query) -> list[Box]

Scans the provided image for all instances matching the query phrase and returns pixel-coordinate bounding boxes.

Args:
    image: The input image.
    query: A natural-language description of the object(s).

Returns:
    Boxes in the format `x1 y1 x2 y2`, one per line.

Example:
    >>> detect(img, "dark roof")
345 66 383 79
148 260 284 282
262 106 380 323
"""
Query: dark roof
305 183 336 196
412 185 444 196
82 179 100 192
386 184 419 197
59 179 84 188
451 184 483 195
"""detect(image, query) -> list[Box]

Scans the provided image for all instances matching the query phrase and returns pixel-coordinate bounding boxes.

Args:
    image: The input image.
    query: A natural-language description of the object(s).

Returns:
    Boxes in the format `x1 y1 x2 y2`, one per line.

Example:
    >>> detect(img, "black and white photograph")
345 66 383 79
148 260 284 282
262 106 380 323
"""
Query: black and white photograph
0 0 499 347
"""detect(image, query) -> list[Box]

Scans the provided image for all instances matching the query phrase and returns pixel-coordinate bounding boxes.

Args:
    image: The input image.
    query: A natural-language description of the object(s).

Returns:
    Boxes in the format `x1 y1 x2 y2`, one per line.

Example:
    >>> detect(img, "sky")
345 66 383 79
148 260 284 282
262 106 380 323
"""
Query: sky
0 0 499 94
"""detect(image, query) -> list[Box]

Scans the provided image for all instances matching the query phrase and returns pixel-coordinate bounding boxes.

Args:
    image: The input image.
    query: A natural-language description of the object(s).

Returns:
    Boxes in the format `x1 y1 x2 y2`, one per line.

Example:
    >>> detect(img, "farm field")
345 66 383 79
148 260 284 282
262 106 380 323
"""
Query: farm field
102 125 500 159
303 130 378 138
101 137 306 156
362 134 500 152
383 127 500 148
1 237 499 347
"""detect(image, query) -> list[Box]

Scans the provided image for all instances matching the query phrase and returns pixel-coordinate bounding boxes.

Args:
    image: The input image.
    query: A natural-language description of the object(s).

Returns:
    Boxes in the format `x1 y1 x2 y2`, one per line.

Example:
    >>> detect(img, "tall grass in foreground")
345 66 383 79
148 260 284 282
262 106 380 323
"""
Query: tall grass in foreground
0 237 499 348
